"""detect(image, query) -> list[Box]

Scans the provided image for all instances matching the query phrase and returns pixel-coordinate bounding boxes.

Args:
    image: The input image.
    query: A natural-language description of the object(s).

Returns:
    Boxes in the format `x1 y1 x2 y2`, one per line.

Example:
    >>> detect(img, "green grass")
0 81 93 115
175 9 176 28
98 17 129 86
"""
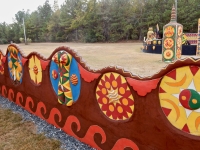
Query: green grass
0 107 61 150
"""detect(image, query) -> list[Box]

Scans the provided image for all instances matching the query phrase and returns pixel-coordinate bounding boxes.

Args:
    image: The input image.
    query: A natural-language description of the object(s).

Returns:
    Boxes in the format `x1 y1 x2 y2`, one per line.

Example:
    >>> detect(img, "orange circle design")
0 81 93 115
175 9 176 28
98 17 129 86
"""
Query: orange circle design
178 26 183 36
164 26 175 37
164 38 174 49
164 49 174 60
96 72 134 121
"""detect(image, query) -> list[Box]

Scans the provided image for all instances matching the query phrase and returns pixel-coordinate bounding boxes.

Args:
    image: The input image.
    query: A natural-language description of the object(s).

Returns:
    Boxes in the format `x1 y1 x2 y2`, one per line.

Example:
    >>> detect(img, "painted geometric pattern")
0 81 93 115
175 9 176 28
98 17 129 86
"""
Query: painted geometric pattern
162 26 175 61
0 51 4 75
96 72 134 121
164 26 175 37
28 55 42 85
159 66 200 135
7 46 23 84
176 25 183 59
185 33 198 45
164 38 174 49
52 51 73 106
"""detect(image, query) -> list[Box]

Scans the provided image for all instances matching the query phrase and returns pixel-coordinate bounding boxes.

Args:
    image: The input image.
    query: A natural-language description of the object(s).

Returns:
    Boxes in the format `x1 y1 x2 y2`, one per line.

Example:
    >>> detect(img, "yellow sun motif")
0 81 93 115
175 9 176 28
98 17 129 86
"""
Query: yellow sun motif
159 66 200 135
28 55 42 85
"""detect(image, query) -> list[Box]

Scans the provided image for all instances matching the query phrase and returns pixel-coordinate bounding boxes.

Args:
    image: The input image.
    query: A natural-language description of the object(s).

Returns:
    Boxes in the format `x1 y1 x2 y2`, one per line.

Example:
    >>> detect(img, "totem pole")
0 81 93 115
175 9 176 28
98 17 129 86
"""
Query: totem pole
162 5 183 62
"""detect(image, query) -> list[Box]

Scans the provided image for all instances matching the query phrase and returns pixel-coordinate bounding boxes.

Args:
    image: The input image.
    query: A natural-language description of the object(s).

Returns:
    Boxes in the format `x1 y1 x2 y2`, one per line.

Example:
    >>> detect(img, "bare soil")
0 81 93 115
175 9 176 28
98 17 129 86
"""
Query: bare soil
1 42 198 77
0 42 156 77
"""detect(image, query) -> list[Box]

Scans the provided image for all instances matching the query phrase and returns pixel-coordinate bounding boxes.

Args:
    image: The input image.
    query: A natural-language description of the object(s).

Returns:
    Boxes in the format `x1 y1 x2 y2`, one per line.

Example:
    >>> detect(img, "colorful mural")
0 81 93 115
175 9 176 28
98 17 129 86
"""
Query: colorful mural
2 43 200 149
7 45 23 84
28 55 42 85
96 72 134 121
50 51 81 106
159 66 200 135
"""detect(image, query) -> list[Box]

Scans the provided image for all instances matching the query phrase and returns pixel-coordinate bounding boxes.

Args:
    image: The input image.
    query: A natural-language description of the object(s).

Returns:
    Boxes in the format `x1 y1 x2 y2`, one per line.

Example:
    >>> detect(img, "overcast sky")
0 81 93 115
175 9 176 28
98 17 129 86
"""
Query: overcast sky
0 0 65 24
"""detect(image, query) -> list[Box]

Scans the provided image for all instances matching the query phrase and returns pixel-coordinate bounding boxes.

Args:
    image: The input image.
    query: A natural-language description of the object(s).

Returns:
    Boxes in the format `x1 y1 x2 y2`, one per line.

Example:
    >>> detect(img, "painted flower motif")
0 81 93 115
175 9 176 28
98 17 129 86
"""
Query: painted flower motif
164 26 175 37
164 38 174 49
0 52 4 75
96 72 134 121
28 55 42 85
163 49 174 60
7 46 23 84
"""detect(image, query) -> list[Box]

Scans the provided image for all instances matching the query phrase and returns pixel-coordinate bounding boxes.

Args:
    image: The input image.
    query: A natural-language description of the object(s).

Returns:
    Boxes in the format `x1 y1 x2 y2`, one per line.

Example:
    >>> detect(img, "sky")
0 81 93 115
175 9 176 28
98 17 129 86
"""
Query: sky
0 0 65 24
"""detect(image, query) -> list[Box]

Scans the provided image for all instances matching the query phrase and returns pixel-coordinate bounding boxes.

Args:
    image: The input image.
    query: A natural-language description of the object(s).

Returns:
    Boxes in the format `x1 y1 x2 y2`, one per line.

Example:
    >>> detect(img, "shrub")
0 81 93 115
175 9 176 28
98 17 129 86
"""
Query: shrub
27 38 32 43
0 38 8 44
19 38 24 43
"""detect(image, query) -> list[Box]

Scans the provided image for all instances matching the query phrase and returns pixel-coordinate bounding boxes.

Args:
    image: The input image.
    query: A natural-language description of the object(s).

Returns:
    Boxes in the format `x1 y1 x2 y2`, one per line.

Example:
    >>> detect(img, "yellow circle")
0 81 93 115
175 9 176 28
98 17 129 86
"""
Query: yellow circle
192 99 197 104
117 106 123 113
102 88 107 95
105 82 111 89
112 80 117 88
109 105 114 112
119 87 125 95
102 97 108 104
122 98 128 106
182 96 186 100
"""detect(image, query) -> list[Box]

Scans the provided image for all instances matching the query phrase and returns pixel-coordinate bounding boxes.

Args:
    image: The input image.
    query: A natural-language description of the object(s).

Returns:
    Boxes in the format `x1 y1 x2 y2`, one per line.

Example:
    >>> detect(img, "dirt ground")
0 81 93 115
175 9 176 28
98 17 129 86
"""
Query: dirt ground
0 42 198 77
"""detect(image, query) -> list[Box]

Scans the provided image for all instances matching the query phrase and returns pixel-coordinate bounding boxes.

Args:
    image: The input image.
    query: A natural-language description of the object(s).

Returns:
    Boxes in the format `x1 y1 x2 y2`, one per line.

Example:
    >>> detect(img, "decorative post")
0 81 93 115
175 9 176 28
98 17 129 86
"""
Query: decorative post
162 5 183 62
196 18 200 55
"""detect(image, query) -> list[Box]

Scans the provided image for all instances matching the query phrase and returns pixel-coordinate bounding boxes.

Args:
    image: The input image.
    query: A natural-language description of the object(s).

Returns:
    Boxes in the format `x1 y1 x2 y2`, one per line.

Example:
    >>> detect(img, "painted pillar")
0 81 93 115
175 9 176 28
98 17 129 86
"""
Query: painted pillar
162 5 183 62
196 18 200 55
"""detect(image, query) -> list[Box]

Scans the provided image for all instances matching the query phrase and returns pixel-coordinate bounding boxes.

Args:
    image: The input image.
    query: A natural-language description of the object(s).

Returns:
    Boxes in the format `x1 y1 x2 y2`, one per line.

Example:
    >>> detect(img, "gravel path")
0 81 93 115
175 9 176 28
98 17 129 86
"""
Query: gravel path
0 96 95 150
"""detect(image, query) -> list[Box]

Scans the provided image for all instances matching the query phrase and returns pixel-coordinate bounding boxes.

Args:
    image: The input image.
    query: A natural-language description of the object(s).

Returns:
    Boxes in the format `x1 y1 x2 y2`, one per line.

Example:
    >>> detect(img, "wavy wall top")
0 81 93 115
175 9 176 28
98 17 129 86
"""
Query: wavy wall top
0 43 200 149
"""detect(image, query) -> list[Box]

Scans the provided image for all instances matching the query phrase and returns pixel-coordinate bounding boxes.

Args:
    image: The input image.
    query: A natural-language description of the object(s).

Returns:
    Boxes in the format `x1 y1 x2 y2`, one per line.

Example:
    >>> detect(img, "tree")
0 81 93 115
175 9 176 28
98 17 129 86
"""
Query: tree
1 0 200 43
37 0 53 41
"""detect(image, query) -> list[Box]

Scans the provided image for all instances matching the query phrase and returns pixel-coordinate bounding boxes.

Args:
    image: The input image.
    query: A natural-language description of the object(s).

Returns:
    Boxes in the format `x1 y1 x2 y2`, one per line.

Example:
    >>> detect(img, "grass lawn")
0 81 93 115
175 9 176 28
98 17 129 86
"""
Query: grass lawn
0 106 61 150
